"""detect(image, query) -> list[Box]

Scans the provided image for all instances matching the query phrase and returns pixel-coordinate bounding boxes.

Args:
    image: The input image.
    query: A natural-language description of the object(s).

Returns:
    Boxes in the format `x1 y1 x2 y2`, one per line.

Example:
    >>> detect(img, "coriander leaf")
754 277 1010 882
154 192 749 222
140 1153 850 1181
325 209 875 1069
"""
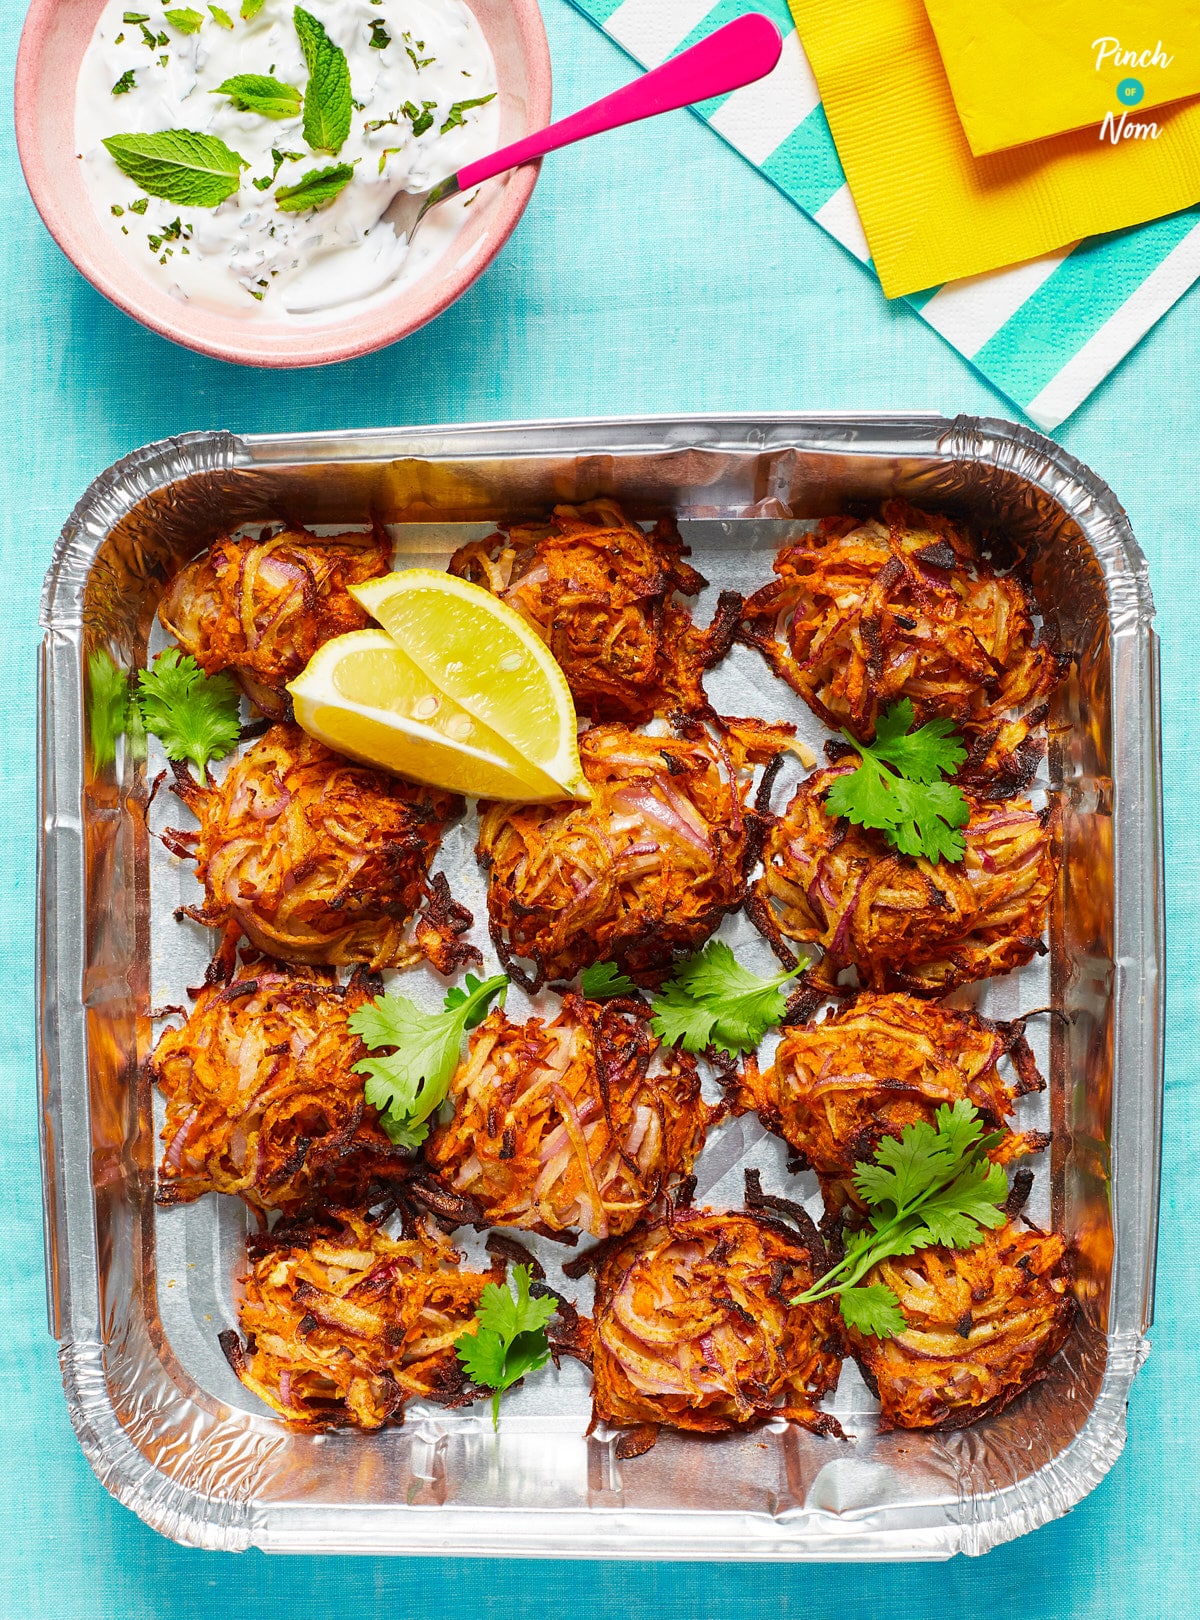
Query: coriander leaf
369 19 390 48
886 776 969 864
163 7 203 29
872 699 967 783
213 74 302 118
444 971 507 1031
136 649 241 776
455 1265 556 1428
455 1323 506 1390
650 940 802 1056
88 649 133 769
791 1102 1012 1341
275 161 354 211
241 0 266 16
348 972 506 1147
838 1284 907 1339
112 69 137 95
209 5 234 26
580 962 636 999
102 130 245 207
822 700 970 865
440 93 495 134
295 5 352 155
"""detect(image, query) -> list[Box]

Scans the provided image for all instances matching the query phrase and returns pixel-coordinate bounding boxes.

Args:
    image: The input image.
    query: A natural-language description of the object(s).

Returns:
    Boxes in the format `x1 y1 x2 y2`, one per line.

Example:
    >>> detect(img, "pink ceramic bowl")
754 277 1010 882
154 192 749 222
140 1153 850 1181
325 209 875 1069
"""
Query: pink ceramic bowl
16 0 551 367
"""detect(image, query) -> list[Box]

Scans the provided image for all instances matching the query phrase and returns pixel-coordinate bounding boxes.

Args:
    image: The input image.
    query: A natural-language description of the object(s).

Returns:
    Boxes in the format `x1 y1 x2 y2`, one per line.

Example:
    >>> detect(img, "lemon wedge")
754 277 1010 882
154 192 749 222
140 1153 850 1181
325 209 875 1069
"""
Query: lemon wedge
351 569 589 799
288 630 578 802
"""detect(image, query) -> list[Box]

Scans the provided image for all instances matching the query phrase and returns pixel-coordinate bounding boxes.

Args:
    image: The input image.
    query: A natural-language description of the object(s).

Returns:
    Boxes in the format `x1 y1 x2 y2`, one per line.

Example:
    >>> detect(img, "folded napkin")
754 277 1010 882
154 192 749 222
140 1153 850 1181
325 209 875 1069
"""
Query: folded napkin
569 0 1200 429
925 0 1200 156
788 0 1200 298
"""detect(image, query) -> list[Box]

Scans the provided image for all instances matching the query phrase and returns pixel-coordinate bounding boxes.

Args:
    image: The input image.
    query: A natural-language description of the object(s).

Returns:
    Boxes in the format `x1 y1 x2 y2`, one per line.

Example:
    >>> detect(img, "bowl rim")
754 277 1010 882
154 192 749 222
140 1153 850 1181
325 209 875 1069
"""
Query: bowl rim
14 0 551 368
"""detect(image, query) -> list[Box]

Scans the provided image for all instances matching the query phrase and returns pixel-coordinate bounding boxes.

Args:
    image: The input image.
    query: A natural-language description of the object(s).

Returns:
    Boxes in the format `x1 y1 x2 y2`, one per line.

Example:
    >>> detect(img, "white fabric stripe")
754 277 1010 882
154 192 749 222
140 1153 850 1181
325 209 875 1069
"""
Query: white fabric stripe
606 0 718 66
1024 221 1200 429
706 30 819 166
814 183 871 263
920 249 1076 359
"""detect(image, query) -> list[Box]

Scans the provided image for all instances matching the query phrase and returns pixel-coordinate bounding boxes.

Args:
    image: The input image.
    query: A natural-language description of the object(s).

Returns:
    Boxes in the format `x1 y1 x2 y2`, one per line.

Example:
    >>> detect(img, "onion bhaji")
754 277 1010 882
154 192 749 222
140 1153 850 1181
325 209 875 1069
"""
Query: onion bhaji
152 964 409 1214
749 764 1058 994
449 499 740 723
848 1221 1075 1430
737 992 1050 1220
219 1206 497 1431
159 525 391 716
737 501 1062 793
166 723 475 972
590 1204 844 1440
477 720 786 989
425 995 712 1240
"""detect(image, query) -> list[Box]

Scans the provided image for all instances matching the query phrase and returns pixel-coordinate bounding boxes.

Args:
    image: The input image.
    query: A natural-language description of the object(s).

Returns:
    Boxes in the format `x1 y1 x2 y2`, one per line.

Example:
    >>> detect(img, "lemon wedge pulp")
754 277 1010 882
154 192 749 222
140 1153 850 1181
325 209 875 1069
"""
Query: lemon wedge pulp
288 630 579 802
351 569 589 799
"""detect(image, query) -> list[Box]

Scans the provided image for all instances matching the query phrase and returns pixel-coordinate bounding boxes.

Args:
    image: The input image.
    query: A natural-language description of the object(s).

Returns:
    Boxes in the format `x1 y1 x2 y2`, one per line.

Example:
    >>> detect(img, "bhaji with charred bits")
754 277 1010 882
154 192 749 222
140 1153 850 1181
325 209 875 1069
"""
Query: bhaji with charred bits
166 724 476 972
847 1220 1075 1431
219 1206 498 1432
160 526 392 718
749 763 1058 993
425 994 712 1240
737 501 1062 792
737 992 1050 1221
152 964 406 1215
477 721 787 990
588 1202 844 1448
449 499 741 723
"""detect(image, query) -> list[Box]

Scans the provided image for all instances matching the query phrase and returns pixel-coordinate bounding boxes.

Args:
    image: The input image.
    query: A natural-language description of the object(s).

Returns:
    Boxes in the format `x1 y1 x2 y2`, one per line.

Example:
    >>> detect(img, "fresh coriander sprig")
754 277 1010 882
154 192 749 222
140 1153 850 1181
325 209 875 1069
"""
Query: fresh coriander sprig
455 1265 556 1429
136 649 241 776
580 962 636 1000
791 1100 1010 1338
649 940 804 1057
347 972 507 1148
824 699 970 863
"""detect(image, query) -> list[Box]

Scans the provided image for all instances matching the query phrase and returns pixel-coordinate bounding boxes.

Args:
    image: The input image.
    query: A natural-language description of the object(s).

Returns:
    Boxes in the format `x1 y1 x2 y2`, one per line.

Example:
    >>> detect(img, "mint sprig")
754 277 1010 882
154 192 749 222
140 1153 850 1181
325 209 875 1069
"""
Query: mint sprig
294 5 352 155
213 74 303 119
275 162 355 212
102 130 245 207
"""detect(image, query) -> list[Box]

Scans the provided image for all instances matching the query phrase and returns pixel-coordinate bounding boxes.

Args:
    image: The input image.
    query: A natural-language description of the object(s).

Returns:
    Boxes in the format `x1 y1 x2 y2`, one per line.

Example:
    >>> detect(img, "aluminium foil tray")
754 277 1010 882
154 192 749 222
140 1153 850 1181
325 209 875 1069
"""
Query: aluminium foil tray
37 415 1162 1558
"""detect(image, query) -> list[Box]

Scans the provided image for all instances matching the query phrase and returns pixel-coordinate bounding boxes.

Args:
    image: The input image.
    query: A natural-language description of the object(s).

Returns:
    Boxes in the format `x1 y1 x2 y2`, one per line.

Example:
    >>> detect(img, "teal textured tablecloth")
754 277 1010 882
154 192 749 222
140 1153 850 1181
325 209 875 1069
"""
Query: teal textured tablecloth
3 3 1197 1614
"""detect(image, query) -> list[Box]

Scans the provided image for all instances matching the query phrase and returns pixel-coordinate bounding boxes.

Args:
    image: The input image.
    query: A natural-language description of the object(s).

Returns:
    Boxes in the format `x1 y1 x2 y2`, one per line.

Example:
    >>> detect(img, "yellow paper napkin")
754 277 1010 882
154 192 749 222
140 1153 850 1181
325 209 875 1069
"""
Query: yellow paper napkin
788 0 1200 298
924 0 1200 155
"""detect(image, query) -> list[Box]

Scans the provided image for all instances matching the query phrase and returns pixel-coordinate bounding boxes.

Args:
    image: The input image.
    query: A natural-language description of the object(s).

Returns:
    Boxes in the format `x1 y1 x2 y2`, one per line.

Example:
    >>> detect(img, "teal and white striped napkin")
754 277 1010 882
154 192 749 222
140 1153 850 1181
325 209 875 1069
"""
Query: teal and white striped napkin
569 0 1200 429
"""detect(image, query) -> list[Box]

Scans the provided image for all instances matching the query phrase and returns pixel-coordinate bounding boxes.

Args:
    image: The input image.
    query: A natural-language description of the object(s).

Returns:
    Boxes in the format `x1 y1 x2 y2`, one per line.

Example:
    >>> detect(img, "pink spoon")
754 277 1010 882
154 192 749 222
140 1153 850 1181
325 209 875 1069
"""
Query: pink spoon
389 13 784 244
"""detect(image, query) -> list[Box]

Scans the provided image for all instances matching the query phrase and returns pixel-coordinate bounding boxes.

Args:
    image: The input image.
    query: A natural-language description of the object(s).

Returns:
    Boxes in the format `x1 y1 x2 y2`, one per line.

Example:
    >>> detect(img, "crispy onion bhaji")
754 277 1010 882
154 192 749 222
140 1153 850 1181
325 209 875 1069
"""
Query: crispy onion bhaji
477 720 787 990
159 525 391 716
152 964 409 1214
218 1206 497 1431
737 501 1062 793
737 992 1050 1221
749 763 1058 994
848 1221 1075 1431
425 994 712 1239
166 723 476 972
589 1204 844 1443
449 499 741 723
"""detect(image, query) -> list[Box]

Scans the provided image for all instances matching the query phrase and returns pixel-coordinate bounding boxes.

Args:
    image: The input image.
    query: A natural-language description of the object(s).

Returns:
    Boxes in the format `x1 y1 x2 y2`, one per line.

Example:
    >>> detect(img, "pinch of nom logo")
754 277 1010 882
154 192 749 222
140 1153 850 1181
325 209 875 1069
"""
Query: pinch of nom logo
1092 35 1172 142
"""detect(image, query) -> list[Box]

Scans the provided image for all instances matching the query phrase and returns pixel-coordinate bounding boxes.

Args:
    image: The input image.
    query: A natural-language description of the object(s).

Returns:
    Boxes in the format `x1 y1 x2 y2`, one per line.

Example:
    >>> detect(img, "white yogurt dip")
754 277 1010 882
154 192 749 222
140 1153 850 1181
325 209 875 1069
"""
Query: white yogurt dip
75 1 500 319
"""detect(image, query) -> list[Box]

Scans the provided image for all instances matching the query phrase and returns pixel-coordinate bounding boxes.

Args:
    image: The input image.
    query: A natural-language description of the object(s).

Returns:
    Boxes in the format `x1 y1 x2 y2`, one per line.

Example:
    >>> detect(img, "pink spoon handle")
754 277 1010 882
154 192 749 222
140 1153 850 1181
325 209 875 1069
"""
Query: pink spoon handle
456 13 784 192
